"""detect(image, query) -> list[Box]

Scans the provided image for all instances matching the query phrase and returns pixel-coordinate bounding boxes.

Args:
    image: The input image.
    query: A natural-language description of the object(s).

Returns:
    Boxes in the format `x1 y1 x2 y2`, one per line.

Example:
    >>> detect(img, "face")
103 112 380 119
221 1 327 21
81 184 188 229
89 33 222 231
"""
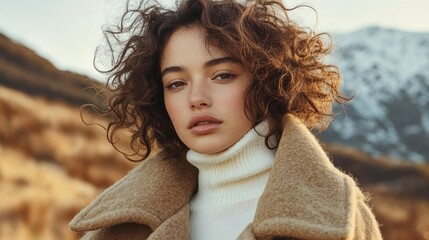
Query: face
160 26 253 154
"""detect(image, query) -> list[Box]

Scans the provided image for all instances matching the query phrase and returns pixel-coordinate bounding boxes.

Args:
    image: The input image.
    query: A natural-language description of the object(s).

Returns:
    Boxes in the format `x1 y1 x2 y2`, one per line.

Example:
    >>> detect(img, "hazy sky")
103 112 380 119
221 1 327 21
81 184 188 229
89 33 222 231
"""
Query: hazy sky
1 0 428 81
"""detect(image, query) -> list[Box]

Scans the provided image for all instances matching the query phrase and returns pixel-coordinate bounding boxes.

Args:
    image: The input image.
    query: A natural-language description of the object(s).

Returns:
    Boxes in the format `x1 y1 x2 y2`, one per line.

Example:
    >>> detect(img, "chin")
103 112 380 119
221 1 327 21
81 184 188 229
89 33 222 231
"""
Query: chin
191 145 228 155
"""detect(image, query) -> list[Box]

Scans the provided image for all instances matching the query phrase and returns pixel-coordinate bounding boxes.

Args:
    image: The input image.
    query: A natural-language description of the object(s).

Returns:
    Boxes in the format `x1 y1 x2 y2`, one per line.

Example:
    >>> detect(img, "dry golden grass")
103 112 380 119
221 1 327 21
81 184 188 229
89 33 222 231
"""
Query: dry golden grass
0 85 137 240
0 147 97 240
369 190 429 240
0 86 136 188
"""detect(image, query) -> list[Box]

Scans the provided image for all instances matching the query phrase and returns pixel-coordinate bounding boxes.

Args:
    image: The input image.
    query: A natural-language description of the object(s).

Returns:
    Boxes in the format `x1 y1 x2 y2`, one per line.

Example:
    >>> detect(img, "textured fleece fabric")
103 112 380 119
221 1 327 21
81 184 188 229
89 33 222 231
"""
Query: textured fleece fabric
70 114 383 240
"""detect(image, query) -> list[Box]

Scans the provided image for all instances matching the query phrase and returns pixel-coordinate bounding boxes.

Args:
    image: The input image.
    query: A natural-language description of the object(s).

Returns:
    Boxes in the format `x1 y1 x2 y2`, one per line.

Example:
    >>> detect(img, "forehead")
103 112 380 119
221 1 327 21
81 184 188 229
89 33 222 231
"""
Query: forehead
160 26 226 70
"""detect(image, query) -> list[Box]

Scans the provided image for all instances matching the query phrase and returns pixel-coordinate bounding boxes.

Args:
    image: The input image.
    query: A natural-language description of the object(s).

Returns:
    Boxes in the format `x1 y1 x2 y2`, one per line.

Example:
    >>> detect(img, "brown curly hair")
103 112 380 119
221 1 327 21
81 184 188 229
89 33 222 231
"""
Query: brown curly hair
97 0 348 161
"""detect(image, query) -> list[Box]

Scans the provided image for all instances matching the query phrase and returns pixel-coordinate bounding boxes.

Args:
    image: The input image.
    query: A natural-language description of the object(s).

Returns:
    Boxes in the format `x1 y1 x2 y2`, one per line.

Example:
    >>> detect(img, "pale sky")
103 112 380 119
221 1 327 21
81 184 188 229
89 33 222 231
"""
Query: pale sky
0 0 428 81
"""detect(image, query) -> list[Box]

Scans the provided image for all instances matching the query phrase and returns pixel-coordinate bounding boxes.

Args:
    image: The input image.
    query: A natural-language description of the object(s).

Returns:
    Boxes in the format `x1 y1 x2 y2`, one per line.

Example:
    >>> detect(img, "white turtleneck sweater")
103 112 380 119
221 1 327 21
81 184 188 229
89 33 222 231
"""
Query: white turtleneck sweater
186 123 277 240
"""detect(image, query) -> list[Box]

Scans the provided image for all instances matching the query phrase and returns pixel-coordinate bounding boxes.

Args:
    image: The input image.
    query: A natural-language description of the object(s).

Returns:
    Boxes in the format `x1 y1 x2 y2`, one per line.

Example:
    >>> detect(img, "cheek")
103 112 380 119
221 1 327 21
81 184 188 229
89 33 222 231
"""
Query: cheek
164 96 182 126
221 87 247 115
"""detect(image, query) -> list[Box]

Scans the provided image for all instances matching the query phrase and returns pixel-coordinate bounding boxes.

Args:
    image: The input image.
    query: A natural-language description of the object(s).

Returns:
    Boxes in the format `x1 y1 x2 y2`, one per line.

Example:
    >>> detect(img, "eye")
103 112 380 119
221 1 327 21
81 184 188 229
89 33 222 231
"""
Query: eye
213 71 237 81
165 81 186 90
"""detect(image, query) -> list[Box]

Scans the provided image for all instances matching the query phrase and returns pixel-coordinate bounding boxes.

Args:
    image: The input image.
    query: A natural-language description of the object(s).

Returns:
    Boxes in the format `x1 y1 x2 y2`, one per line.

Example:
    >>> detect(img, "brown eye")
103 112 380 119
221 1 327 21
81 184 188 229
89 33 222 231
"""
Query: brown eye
213 71 237 81
166 81 186 90
217 74 232 80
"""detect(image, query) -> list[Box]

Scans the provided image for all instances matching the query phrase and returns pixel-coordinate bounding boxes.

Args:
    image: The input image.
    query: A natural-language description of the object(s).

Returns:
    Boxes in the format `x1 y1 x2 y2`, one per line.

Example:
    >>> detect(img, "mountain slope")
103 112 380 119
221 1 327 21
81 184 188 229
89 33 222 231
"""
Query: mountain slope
0 33 104 108
322 26 429 162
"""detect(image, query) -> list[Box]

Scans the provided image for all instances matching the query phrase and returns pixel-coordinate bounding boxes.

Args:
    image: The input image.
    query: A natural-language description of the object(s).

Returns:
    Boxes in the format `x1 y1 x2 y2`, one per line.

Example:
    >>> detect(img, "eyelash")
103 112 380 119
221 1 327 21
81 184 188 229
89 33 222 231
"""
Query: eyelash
165 81 186 90
213 71 237 81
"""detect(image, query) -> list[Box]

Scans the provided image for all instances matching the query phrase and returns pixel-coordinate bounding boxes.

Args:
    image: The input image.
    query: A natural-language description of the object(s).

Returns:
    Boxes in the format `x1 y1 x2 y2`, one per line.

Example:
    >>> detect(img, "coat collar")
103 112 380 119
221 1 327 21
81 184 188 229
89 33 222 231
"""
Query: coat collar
69 150 198 232
250 115 363 240
70 115 362 239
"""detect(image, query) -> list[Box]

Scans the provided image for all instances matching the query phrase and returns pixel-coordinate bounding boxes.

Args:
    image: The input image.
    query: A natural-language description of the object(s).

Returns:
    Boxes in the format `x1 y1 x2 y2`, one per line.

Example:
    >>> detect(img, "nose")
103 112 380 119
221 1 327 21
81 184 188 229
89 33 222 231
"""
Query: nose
189 81 211 110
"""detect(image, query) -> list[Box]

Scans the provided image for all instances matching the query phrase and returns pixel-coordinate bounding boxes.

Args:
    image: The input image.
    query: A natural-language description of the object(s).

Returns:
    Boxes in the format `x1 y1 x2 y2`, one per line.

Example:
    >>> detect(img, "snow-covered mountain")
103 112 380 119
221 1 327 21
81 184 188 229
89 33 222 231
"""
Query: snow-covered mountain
321 26 429 162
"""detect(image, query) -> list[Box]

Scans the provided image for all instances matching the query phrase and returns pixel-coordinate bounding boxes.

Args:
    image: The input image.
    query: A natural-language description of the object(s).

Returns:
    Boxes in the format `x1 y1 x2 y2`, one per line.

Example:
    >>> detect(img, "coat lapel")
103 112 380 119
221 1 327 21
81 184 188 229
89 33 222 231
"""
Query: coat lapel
147 204 191 239
250 115 363 240
69 151 198 237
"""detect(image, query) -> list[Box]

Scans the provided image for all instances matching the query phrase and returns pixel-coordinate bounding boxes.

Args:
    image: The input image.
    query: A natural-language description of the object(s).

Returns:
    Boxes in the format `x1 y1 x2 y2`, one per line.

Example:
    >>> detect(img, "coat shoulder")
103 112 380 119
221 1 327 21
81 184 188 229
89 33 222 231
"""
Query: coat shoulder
251 114 383 240
70 150 197 236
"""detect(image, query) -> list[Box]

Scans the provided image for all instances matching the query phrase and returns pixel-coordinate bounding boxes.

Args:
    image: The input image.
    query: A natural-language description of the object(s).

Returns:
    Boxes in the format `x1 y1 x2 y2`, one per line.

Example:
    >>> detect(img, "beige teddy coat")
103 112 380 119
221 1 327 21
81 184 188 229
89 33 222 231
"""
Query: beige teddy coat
70 115 383 239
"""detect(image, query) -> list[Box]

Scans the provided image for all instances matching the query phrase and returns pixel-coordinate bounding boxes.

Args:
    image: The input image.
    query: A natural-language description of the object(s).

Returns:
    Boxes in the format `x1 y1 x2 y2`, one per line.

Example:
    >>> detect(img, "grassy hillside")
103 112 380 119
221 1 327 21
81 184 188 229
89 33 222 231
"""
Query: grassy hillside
0 33 105 108
0 86 136 240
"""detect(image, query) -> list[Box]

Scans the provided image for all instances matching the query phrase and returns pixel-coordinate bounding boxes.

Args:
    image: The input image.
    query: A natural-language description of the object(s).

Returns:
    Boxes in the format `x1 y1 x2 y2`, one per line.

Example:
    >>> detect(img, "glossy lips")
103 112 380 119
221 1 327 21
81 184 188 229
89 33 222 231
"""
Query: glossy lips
188 115 223 135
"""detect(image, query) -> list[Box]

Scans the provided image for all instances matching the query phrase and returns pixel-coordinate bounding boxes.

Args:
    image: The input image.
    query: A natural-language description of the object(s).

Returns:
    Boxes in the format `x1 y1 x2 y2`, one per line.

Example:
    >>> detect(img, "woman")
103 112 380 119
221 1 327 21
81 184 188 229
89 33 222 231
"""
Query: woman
70 0 383 239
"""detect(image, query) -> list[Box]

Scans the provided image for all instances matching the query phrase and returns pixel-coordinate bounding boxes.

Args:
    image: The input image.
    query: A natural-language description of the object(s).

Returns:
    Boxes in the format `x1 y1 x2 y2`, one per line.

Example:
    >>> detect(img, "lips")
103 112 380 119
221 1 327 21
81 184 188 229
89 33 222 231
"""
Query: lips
188 115 222 135
188 115 222 128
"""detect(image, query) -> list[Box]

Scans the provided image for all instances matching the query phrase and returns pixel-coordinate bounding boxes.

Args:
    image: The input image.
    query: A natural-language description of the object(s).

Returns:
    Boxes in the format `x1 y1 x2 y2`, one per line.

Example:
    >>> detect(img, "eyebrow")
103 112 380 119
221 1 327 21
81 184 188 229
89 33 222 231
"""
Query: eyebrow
160 57 241 78
203 56 241 68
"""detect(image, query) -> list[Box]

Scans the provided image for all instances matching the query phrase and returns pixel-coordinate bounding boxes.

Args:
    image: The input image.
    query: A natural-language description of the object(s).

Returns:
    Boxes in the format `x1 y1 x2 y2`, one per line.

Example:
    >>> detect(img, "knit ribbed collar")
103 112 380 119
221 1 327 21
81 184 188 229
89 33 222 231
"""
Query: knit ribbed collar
186 122 276 209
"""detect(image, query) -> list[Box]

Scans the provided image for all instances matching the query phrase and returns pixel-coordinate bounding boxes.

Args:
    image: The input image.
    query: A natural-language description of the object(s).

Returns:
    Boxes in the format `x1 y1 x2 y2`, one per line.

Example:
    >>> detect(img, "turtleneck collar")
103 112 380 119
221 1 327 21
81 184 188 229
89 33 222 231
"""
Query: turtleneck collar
186 122 277 210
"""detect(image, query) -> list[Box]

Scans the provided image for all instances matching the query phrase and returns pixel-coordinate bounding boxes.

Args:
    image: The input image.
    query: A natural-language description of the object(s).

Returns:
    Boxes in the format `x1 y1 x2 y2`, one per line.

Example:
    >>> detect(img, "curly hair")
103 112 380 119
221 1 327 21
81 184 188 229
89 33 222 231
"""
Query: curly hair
97 0 349 161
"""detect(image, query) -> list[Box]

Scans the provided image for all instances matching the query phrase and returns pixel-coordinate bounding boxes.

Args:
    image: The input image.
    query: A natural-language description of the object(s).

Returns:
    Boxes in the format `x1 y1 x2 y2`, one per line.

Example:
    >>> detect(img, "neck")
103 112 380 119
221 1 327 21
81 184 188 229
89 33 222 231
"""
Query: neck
186 122 276 210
